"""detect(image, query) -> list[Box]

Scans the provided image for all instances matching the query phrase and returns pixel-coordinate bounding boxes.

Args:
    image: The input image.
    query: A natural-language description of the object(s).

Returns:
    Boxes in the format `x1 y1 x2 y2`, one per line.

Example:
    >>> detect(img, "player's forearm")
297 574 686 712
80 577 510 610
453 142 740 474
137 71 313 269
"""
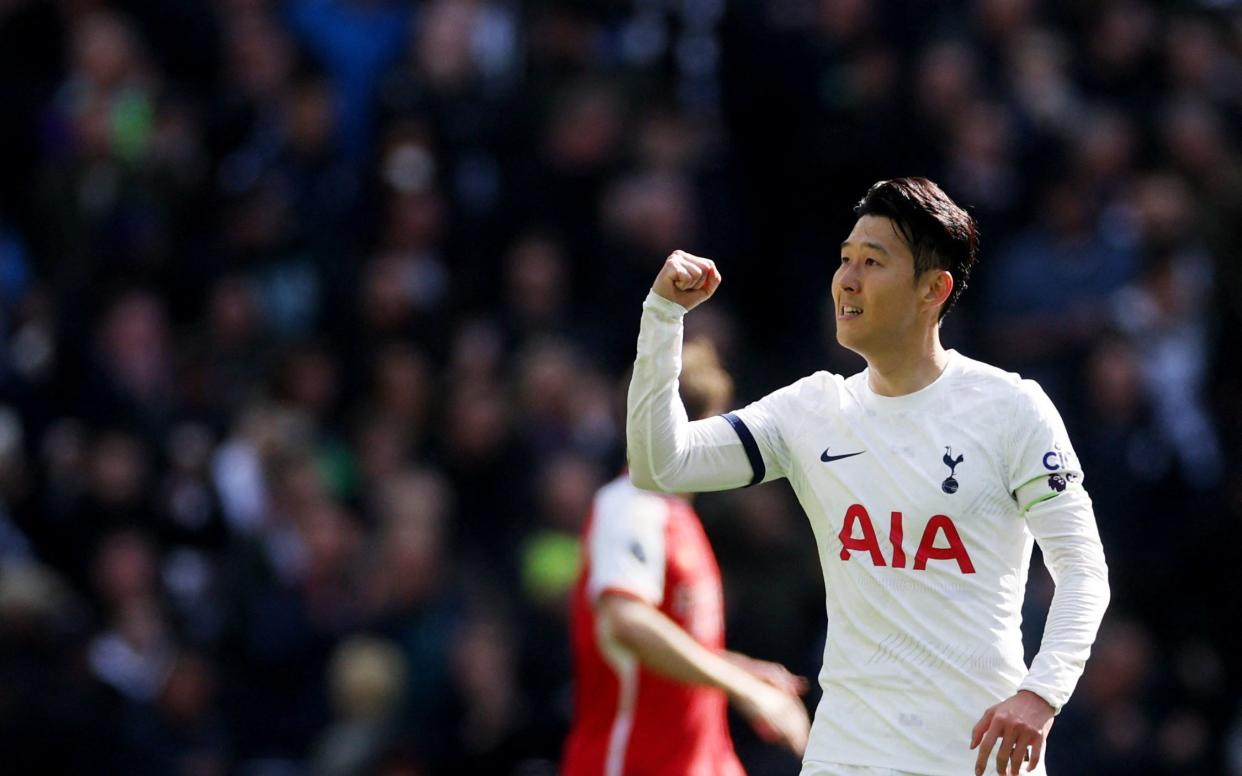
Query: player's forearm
602 595 759 700
1020 490 1111 710
627 291 753 492
627 290 687 493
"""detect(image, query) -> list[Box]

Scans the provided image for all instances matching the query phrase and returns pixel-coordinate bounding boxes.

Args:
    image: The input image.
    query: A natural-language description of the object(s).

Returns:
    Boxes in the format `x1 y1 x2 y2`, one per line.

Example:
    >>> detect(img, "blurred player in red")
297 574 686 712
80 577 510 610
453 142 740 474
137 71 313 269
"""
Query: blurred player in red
562 340 810 776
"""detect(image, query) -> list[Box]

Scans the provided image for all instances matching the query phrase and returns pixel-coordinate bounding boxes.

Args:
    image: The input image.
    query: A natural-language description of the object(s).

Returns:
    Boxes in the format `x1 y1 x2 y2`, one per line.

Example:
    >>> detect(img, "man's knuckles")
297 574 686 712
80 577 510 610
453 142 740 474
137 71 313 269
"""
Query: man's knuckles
992 711 1036 730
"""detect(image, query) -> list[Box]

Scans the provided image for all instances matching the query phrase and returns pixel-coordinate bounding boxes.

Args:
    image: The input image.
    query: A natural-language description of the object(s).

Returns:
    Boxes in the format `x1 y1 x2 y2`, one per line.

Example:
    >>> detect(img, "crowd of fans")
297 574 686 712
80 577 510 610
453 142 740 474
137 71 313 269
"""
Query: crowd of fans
0 0 1239 774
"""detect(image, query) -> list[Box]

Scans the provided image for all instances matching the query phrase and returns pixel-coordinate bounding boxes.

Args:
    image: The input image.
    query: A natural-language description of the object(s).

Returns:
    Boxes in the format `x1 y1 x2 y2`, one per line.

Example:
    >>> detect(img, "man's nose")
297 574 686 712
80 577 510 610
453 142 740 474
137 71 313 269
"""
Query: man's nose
837 264 859 293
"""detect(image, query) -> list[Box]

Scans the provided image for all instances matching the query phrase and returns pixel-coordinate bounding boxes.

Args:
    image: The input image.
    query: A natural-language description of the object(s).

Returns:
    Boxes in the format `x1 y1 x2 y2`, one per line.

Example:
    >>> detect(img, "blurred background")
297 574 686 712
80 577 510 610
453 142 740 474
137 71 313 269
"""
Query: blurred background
0 0 1240 774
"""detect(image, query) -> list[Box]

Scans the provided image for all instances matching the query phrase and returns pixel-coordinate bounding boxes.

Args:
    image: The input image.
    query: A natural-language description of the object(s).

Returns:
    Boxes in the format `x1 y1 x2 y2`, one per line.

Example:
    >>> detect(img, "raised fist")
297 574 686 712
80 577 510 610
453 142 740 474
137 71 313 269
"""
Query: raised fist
652 250 722 312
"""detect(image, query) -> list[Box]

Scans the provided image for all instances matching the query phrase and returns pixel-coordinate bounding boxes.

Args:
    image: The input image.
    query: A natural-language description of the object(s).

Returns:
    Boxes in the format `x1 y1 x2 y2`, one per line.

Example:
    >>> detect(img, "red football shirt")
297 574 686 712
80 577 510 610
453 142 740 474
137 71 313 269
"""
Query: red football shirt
562 475 744 776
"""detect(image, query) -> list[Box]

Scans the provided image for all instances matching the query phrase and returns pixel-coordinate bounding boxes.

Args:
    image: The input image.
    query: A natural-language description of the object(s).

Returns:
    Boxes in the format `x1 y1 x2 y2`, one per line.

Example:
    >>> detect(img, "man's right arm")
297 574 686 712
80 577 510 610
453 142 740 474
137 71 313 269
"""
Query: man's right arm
627 251 762 493
597 592 809 755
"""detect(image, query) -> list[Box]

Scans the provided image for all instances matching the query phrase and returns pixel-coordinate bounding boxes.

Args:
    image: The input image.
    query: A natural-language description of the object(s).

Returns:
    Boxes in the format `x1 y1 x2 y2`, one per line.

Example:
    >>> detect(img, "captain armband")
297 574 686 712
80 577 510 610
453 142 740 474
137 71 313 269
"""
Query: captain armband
1013 469 1083 513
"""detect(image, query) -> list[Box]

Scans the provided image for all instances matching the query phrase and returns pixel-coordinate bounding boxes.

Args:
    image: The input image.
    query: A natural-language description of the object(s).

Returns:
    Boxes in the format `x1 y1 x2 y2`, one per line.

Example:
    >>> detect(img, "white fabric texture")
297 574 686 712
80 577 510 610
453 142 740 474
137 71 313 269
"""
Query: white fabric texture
586 478 670 605
800 762 956 776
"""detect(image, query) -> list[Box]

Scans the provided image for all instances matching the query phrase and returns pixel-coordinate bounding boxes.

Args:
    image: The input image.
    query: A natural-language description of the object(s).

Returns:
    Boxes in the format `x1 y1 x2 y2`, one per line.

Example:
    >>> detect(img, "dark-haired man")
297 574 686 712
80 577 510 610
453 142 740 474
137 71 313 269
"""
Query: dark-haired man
626 178 1110 776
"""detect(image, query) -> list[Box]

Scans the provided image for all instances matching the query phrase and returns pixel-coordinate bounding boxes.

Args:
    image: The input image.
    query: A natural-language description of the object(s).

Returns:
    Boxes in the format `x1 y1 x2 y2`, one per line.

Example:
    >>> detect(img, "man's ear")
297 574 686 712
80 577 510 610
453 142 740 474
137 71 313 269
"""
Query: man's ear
924 269 953 312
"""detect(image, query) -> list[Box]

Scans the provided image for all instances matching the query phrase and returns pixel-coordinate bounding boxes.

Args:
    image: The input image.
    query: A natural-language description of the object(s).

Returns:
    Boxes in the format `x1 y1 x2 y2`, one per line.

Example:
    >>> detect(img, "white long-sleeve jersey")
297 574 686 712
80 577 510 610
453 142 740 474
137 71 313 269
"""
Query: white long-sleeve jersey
627 291 1110 775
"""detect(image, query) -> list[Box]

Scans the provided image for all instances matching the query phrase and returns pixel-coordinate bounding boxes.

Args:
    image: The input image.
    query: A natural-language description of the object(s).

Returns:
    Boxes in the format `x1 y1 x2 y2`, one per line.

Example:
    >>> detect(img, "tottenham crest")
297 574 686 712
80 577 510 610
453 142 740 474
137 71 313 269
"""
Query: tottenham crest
941 446 964 494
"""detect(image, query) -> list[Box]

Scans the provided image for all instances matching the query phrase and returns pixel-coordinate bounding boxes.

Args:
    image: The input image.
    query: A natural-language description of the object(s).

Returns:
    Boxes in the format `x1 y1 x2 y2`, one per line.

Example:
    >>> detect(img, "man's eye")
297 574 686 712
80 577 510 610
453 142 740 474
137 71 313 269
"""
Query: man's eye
839 256 849 265
865 258 879 266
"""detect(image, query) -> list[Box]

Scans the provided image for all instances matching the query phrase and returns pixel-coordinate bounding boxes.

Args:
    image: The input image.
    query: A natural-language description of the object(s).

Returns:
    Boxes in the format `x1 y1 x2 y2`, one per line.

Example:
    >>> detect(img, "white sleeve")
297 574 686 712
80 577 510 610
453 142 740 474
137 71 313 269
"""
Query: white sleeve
1007 381 1111 712
626 291 773 492
586 487 668 605
726 379 807 481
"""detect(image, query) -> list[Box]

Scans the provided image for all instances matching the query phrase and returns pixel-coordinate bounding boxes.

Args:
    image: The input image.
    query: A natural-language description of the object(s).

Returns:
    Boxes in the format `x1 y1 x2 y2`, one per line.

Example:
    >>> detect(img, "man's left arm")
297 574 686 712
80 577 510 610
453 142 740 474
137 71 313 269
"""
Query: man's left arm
972 382 1110 775
1016 487 1110 711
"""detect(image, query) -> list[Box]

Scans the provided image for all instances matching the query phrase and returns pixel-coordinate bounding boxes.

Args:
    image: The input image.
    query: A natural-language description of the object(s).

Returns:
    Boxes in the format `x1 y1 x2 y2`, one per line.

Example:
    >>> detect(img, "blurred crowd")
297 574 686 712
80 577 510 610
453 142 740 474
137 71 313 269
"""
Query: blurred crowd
0 0 1240 774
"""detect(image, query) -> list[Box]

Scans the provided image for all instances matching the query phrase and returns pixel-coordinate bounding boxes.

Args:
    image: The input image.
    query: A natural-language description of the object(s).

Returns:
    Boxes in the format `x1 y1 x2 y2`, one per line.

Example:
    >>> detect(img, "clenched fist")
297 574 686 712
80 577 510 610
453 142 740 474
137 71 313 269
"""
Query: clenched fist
653 250 721 312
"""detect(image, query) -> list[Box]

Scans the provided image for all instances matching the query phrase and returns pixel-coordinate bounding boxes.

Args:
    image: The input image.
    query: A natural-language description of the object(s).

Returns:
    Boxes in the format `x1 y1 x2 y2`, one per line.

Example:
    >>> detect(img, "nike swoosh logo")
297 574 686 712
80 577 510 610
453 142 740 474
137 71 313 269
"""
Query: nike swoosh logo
821 448 865 463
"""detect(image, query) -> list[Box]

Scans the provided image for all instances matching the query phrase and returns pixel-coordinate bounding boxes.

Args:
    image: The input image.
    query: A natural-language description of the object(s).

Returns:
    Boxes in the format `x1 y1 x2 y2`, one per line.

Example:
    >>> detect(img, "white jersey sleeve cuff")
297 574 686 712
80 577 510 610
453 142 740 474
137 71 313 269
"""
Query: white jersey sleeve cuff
643 290 688 319
1016 681 1064 715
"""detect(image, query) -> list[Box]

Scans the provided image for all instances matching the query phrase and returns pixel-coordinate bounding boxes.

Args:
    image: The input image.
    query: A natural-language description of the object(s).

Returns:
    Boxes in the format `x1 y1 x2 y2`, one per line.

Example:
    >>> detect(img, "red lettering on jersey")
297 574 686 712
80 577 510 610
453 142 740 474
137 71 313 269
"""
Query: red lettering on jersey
839 504 886 566
889 511 906 568
913 514 976 574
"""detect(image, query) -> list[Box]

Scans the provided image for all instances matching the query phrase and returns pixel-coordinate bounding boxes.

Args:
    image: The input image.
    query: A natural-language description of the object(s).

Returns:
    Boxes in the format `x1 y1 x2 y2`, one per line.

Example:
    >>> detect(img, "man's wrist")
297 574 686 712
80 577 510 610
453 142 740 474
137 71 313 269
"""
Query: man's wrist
719 663 765 704
645 289 688 317
1016 688 1058 715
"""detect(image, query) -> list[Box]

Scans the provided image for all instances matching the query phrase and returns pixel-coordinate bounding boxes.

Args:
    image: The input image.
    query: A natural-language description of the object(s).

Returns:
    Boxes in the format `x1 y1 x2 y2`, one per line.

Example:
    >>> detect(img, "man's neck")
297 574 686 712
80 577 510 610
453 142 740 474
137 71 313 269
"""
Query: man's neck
865 328 950 397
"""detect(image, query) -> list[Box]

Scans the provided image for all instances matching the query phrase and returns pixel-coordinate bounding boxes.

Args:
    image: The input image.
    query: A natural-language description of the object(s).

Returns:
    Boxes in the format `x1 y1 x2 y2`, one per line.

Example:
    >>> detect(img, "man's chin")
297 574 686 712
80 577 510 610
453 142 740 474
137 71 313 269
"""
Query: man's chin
834 327 865 352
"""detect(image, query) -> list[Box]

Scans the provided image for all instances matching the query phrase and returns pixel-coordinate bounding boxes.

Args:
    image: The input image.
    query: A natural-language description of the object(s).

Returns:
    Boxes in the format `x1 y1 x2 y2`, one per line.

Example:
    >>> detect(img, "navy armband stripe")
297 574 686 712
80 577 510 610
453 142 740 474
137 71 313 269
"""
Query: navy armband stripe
721 412 764 487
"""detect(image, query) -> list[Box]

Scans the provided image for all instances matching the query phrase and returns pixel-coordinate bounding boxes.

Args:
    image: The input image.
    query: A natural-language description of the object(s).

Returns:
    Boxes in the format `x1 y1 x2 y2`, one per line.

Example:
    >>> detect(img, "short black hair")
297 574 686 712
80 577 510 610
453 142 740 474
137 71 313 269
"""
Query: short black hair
854 177 979 320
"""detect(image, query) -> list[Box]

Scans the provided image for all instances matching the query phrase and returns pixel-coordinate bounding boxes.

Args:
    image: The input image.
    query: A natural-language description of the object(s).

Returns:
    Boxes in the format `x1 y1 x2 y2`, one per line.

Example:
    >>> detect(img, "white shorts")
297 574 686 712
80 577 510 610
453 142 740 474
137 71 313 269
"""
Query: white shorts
800 765 928 776
801 763 1046 776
